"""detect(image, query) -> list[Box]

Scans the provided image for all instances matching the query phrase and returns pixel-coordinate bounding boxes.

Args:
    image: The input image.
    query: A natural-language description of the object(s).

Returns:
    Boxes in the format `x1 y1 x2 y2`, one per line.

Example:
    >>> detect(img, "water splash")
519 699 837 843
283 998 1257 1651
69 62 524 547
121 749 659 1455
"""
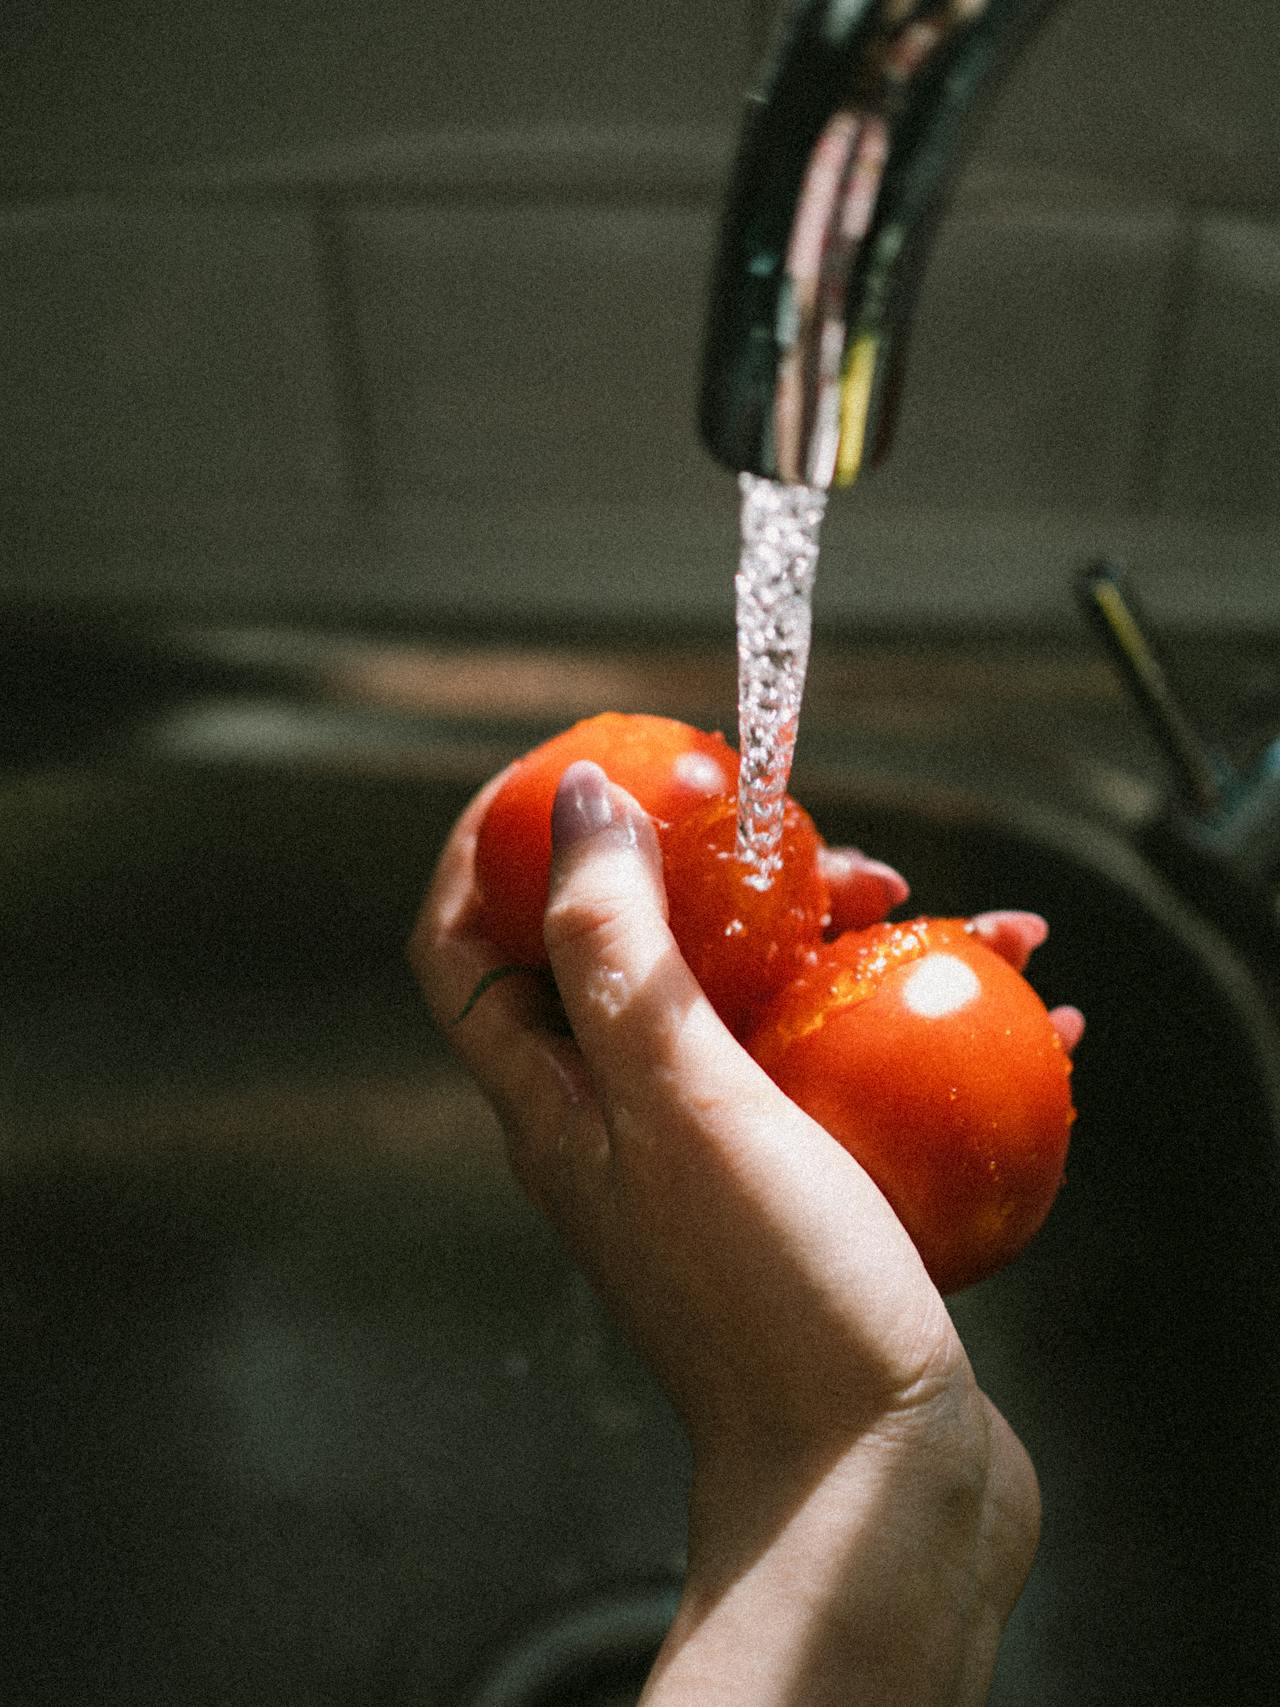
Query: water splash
735 473 827 886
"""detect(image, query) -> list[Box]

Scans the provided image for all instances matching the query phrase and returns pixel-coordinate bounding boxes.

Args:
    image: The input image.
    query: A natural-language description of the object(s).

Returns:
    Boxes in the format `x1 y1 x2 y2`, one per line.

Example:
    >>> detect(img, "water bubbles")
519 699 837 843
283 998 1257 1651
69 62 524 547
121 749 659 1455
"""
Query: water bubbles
735 473 827 886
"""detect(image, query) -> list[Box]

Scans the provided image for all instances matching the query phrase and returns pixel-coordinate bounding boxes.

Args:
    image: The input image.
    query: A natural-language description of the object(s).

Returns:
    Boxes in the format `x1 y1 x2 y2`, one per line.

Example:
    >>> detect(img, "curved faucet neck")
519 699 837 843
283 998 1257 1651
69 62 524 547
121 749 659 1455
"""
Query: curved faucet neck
700 0 1063 489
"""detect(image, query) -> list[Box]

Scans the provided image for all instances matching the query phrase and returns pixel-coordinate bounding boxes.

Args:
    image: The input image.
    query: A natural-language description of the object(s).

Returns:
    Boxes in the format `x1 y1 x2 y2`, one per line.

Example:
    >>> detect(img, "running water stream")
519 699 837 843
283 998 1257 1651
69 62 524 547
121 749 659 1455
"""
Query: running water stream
734 473 828 887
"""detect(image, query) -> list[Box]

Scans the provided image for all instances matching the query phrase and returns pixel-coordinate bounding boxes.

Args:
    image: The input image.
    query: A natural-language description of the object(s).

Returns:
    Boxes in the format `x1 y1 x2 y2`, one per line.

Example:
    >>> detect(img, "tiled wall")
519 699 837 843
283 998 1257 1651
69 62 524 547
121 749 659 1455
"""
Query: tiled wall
2 0 1277 633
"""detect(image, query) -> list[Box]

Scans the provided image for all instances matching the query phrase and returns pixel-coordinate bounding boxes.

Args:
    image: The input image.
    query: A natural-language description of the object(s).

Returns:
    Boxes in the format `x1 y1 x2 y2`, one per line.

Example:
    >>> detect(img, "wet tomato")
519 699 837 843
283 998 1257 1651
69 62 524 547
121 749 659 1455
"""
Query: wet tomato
471 715 1076 1291
471 712 830 1031
472 713 738 965
747 917 1075 1293
662 794 830 1039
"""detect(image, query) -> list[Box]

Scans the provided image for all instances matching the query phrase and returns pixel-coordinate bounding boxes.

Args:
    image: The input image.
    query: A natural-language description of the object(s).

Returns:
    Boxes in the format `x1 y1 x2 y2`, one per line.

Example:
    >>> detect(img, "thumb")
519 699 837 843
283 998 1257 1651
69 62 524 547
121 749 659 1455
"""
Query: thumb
543 758 721 1078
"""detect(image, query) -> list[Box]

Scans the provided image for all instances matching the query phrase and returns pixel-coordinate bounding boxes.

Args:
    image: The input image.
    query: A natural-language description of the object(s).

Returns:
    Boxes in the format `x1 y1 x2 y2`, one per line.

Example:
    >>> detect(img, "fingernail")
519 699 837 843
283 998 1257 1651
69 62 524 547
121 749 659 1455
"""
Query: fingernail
551 760 615 851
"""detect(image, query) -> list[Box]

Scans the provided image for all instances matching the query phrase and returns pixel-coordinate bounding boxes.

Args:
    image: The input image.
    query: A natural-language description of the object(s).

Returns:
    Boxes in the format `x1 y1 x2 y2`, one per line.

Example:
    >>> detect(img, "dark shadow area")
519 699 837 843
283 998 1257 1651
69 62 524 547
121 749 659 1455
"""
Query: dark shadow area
1 763 1277 1703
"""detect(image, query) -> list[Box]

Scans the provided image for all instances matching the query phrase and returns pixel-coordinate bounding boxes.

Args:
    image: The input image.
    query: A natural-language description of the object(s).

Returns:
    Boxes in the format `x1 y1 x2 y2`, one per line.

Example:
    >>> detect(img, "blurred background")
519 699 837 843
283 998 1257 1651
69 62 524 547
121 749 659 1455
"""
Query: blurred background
4 9 1280 1704
3 0 1278 639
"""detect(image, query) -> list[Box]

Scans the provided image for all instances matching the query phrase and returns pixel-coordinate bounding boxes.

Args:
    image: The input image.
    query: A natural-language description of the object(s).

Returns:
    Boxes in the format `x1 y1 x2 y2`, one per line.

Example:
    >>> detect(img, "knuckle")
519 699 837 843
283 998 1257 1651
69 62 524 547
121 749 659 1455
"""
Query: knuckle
544 889 632 962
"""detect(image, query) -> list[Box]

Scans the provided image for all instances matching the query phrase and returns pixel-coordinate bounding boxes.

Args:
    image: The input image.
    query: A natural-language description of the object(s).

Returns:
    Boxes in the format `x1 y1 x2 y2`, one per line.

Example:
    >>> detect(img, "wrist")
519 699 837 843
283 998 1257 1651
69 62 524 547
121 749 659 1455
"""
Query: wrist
642 1405 1035 1707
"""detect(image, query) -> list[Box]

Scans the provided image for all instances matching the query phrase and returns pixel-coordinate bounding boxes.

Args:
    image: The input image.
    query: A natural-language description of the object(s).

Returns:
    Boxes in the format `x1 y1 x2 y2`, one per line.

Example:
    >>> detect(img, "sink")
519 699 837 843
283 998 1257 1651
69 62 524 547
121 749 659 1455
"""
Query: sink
2 739 1278 1705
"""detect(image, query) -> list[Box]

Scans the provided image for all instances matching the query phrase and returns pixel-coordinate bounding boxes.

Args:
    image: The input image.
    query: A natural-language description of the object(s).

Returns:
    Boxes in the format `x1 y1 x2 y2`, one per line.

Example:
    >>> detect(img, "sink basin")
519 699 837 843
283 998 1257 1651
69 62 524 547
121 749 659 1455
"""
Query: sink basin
2 754 1278 1705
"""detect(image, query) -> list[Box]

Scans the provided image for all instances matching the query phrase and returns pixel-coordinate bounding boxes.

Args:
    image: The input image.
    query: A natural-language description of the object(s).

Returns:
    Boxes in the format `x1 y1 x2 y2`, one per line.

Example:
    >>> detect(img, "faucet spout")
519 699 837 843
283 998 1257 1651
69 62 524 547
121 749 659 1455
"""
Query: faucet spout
700 0 1062 489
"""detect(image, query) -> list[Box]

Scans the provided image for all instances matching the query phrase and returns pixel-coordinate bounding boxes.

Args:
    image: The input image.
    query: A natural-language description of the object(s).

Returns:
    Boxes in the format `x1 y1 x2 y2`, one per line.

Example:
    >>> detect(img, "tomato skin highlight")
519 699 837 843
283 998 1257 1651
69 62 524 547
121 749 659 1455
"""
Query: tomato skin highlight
472 713 738 965
747 918 1075 1293
663 794 830 1039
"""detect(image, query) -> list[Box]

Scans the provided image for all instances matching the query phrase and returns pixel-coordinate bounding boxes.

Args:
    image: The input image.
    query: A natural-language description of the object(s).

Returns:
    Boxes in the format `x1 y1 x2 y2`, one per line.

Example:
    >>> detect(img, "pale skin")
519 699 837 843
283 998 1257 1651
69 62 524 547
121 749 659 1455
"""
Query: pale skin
411 759 1082 1706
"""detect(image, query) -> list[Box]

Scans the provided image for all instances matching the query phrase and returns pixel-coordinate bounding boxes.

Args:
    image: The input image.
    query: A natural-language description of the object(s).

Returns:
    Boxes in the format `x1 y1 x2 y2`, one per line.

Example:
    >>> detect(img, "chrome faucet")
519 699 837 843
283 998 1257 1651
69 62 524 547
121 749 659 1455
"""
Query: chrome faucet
1080 564 1280 997
700 0 1060 489
700 2 1280 989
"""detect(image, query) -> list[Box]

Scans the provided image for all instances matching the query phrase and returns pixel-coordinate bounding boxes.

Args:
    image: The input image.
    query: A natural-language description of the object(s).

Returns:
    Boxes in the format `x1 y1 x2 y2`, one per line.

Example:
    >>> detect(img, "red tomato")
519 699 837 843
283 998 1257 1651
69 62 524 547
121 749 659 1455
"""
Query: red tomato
472 713 738 964
471 714 831 1032
663 794 830 1038
747 918 1075 1293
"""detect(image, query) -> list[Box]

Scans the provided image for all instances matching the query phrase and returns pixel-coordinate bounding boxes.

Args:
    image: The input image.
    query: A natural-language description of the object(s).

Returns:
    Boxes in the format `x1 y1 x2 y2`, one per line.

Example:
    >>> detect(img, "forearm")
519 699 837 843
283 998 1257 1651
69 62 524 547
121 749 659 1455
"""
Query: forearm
640 1437 1020 1707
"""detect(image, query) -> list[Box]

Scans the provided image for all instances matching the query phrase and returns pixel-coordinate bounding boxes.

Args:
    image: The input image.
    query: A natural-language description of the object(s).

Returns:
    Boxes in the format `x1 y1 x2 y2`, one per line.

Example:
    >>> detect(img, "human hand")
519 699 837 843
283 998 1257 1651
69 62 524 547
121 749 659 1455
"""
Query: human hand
411 761 1045 1706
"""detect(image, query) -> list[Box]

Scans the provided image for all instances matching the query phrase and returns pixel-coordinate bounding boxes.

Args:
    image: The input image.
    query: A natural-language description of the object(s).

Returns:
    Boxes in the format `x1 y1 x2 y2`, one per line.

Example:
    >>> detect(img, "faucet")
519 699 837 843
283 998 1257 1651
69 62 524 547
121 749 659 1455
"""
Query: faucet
700 1 1280 995
700 0 1060 490
1079 564 1280 1004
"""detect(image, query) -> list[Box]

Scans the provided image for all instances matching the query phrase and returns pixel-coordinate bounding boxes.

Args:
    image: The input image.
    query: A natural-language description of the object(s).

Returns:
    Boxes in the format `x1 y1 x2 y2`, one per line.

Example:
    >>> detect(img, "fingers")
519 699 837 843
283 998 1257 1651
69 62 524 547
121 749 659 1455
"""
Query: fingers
410 769 535 1050
407 770 606 1214
543 759 716 1099
821 845 910 934
968 912 1084 1056
968 910 1048 972
1049 1004 1086 1054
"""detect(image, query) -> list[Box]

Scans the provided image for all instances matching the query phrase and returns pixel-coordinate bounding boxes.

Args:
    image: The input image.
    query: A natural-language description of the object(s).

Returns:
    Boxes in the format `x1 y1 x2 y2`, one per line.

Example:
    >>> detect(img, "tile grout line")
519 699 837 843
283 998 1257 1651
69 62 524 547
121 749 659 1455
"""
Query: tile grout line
310 194 387 528
1128 209 1204 517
